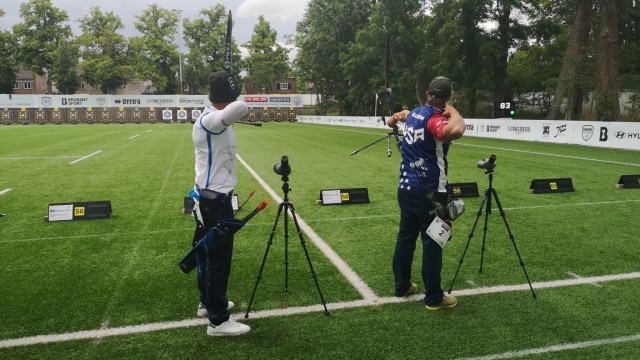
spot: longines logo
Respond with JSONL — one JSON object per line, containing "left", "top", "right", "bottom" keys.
{"left": 508, "top": 126, "right": 530, "bottom": 135}
{"left": 582, "top": 125, "right": 594, "bottom": 141}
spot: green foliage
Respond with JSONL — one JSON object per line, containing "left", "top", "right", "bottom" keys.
{"left": 76, "top": 7, "right": 133, "bottom": 94}
{"left": 0, "top": 29, "right": 18, "bottom": 93}
{"left": 48, "top": 39, "right": 80, "bottom": 94}
{"left": 131, "top": 4, "right": 180, "bottom": 94}
{"left": 12, "top": 0, "right": 72, "bottom": 92}
{"left": 243, "top": 15, "right": 291, "bottom": 92}
{"left": 182, "top": 5, "right": 244, "bottom": 95}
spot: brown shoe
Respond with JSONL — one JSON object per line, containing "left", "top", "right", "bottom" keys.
{"left": 397, "top": 283, "right": 420, "bottom": 298}
{"left": 425, "top": 294, "right": 458, "bottom": 311}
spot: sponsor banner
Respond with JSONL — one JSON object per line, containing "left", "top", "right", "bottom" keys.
{"left": 572, "top": 121, "right": 640, "bottom": 150}
{"left": 298, "top": 116, "right": 640, "bottom": 151}
{"left": 240, "top": 95, "right": 303, "bottom": 108}
{"left": 0, "top": 94, "right": 37, "bottom": 107}
{"left": 178, "top": 95, "right": 208, "bottom": 107}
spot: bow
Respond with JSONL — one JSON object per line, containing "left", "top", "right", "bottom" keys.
{"left": 223, "top": 10, "right": 232, "bottom": 72}
{"left": 383, "top": 29, "right": 403, "bottom": 155}
{"left": 350, "top": 29, "right": 404, "bottom": 157}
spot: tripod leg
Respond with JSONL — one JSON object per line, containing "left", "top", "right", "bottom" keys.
{"left": 288, "top": 202, "right": 330, "bottom": 316}
{"left": 245, "top": 203, "right": 285, "bottom": 319}
{"left": 479, "top": 186, "right": 492, "bottom": 273}
{"left": 491, "top": 189, "right": 537, "bottom": 299}
{"left": 448, "top": 188, "right": 490, "bottom": 294}
{"left": 284, "top": 202, "right": 290, "bottom": 292}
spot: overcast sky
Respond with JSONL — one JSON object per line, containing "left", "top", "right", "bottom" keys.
{"left": 0, "top": 0, "right": 309, "bottom": 58}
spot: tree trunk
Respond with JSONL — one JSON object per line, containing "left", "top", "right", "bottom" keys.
{"left": 548, "top": 0, "right": 593, "bottom": 120}
{"left": 493, "top": 1, "right": 512, "bottom": 102}
{"left": 594, "top": 0, "right": 620, "bottom": 121}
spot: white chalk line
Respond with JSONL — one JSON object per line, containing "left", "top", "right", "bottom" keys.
{"left": 455, "top": 334, "right": 640, "bottom": 360}
{"left": 2, "top": 199, "right": 639, "bottom": 245}
{"left": 0, "top": 188, "right": 12, "bottom": 196}
{"left": 69, "top": 150, "right": 102, "bottom": 164}
{"left": 456, "top": 143, "right": 640, "bottom": 167}
{"left": 1, "top": 271, "right": 638, "bottom": 349}
{"left": 129, "top": 134, "right": 140, "bottom": 140}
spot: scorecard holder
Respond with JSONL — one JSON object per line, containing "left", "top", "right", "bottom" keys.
{"left": 317, "top": 188, "right": 370, "bottom": 205}
{"left": 615, "top": 175, "right": 640, "bottom": 189}
{"left": 448, "top": 182, "right": 479, "bottom": 198}
{"left": 529, "top": 178, "right": 575, "bottom": 194}
{"left": 45, "top": 201, "right": 112, "bottom": 222}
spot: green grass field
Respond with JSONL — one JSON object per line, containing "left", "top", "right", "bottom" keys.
{"left": 1, "top": 122, "right": 639, "bottom": 359}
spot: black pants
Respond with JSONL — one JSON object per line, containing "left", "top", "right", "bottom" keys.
{"left": 392, "top": 188, "right": 445, "bottom": 305}
{"left": 194, "top": 192, "right": 234, "bottom": 325}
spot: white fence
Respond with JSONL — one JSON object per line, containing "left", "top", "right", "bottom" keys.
{"left": 298, "top": 115, "right": 640, "bottom": 151}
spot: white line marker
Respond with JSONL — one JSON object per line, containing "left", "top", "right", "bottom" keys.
{"left": 566, "top": 272, "right": 602, "bottom": 287}
{"left": 146, "top": 130, "right": 152, "bottom": 133}
{"left": 0, "top": 188, "right": 12, "bottom": 196}
{"left": 129, "top": 134, "right": 140, "bottom": 139}
{"left": 0, "top": 156, "right": 77, "bottom": 160}
{"left": 1, "top": 271, "right": 638, "bottom": 349}
{"left": 457, "top": 143, "right": 640, "bottom": 167}
{"left": 455, "top": 334, "right": 640, "bottom": 360}
{"left": 69, "top": 150, "right": 101, "bottom": 165}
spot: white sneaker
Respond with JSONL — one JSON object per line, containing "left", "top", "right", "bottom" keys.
{"left": 207, "top": 318, "right": 250, "bottom": 336}
{"left": 197, "top": 301, "right": 235, "bottom": 317}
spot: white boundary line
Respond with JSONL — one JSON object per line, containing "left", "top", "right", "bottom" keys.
{"left": 0, "top": 188, "right": 12, "bottom": 196}
{"left": 69, "top": 150, "right": 102, "bottom": 164}
{"left": 455, "top": 334, "right": 640, "bottom": 360}
{"left": 129, "top": 134, "right": 140, "bottom": 140}
{"left": 1, "top": 272, "right": 638, "bottom": 349}
{"left": 0, "top": 156, "right": 78, "bottom": 160}
{"left": 456, "top": 143, "right": 640, "bottom": 167}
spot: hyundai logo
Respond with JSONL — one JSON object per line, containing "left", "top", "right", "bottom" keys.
{"left": 615, "top": 131, "right": 626, "bottom": 139}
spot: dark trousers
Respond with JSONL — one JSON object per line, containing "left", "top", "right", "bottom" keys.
{"left": 393, "top": 188, "right": 444, "bottom": 305}
{"left": 194, "top": 192, "right": 234, "bottom": 325}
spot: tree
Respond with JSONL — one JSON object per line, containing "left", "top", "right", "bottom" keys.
{"left": 182, "top": 5, "right": 244, "bottom": 95}
{"left": 593, "top": 0, "right": 620, "bottom": 121}
{"left": 49, "top": 39, "right": 80, "bottom": 94}
{"left": 76, "top": 7, "right": 133, "bottom": 94}
{"left": 296, "top": 0, "right": 373, "bottom": 115}
{"left": 12, "top": 0, "right": 72, "bottom": 94}
{"left": 130, "top": 4, "right": 180, "bottom": 94}
{"left": 244, "top": 15, "right": 290, "bottom": 93}
{"left": 0, "top": 9, "right": 19, "bottom": 93}
{"left": 547, "top": 0, "right": 593, "bottom": 120}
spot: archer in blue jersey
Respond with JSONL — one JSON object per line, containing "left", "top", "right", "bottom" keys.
{"left": 386, "top": 76, "right": 465, "bottom": 310}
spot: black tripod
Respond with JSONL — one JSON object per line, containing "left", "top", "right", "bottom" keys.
{"left": 245, "top": 174, "right": 330, "bottom": 318}
{"left": 448, "top": 167, "right": 536, "bottom": 299}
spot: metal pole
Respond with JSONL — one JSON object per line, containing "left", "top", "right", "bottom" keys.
{"left": 173, "top": 9, "right": 184, "bottom": 95}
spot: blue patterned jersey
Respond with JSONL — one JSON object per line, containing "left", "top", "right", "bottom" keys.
{"left": 398, "top": 105, "right": 450, "bottom": 193}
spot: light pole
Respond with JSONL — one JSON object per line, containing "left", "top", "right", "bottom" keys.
{"left": 173, "top": 9, "right": 184, "bottom": 94}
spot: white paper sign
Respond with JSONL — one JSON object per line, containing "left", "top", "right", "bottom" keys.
{"left": 48, "top": 204, "right": 74, "bottom": 221}
{"left": 321, "top": 190, "right": 342, "bottom": 205}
